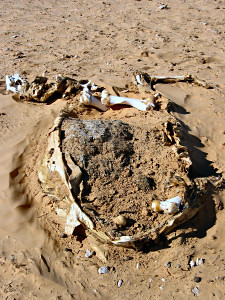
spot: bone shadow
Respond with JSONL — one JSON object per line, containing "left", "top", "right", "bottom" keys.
{"left": 140, "top": 184, "right": 218, "bottom": 253}
{"left": 167, "top": 181, "right": 223, "bottom": 245}
{"left": 169, "top": 102, "right": 190, "bottom": 115}
{"left": 140, "top": 113, "right": 223, "bottom": 253}
{"left": 169, "top": 101, "right": 219, "bottom": 178}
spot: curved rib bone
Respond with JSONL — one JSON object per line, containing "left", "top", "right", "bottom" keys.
{"left": 80, "top": 86, "right": 108, "bottom": 111}
{"left": 101, "top": 90, "right": 155, "bottom": 111}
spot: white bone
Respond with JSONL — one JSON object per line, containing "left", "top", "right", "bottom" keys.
{"left": 65, "top": 203, "right": 81, "bottom": 235}
{"left": 152, "top": 196, "right": 182, "bottom": 214}
{"left": 149, "top": 74, "right": 209, "bottom": 88}
{"left": 80, "top": 86, "right": 108, "bottom": 111}
{"left": 136, "top": 74, "right": 144, "bottom": 85}
{"left": 91, "top": 82, "right": 98, "bottom": 91}
{"left": 5, "top": 73, "right": 27, "bottom": 94}
{"left": 101, "top": 90, "right": 155, "bottom": 111}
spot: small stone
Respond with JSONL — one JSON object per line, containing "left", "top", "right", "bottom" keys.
{"left": 161, "top": 278, "right": 166, "bottom": 283}
{"left": 194, "top": 276, "right": 201, "bottom": 283}
{"left": 141, "top": 207, "right": 149, "bottom": 216}
{"left": 165, "top": 261, "right": 171, "bottom": 268}
{"left": 196, "top": 258, "right": 204, "bottom": 266}
{"left": 192, "top": 287, "right": 199, "bottom": 296}
{"left": 118, "top": 279, "right": 123, "bottom": 288}
{"left": 10, "top": 255, "right": 15, "bottom": 263}
{"left": 136, "top": 262, "right": 140, "bottom": 269}
{"left": 85, "top": 249, "right": 94, "bottom": 258}
{"left": 98, "top": 266, "right": 110, "bottom": 274}
{"left": 158, "top": 4, "right": 168, "bottom": 10}
{"left": 176, "top": 264, "right": 181, "bottom": 269}
{"left": 113, "top": 215, "right": 127, "bottom": 226}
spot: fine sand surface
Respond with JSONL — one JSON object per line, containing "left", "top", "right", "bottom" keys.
{"left": 0, "top": 0, "right": 225, "bottom": 299}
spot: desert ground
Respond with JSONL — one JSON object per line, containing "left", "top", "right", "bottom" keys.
{"left": 0, "top": 0, "right": 225, "bottom": 299}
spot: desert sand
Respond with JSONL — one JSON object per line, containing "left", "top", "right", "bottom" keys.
{"left": 0, "top": 0, "right": 225, "bottom": 299}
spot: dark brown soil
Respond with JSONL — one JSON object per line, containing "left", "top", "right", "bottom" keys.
{"left": 61, "top": 112, "right": 188, "bottom": 237}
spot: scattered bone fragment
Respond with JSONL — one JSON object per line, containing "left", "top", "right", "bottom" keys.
{"left": 192, "top": 287, "right": 200, "bottom": 296}
{"left": 196, "top": 258, "right": 204, "bottom": 266}
{"left": 151, "top": 196, "right": 182, "bottom": 214}
{"left": 98, "top": 266, "right": 110, "bottom": 274}
{"left": 6, "top": 73, "right": 28, "bottom": 94}
{"left": 85, "top": 249, "right": 94, "bottom": 258}
{"left": 101, "top": 89, "right": 155, "bottom": 111}
{"left": 158, "top": 4, "right": 168, "bottom": 10}
{"left": 164, "top": 261, "right": 171, "bottom": 268}
{"left": 135, "top": 74, "right": 144, "bottom": 85}
{"left": 64, "top": 203, "right": 82, "bottom": 235}
{"left": 190, "top": 260, "right": 196, "bottom": 268}
{"left": 190, "top": 258, "right": 204, "bottom": 268}
{"left": 117, "top": 279, "right": 123, "bottom": 288}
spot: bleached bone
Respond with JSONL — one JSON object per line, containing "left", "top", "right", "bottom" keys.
{"left": 5, "top": 73, "right": 28, "bottom": 94}
{"left": 135, "top": 74, "right": 144, "bottom": 85}
{"left": 65, "top": 203, "right": 82, "bottom": 235}
{"left": 136, "top": 73, "right": 210, "bottom": 89}
{"left": 80, "top": 86, "right": 108, "bottom": 111}
{"left": 101, "top": 90, "right": 155, "bottom": 111}
{"left": 152, "top": 196, "right": 182, "bottom": 214}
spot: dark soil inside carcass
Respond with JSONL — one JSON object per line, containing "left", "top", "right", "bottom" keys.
{"left": 61, "top": 114, "right": 190, "bottom": 237}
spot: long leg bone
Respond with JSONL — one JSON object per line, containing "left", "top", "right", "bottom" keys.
{"left": 134, "top": 73, "right": 210, "bottom": 90}
{"left": 151, "top": 74, "right": 210, "bottom": 88}
{"left": 80, "top": 86, "right": 108, "bottom": 111}
{"left": 101, "top": 90, "right": 155, "bottom": 111}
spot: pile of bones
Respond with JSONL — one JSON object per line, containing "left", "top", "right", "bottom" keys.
{"left": 6, "top": 72, "right": 215, "bottom": 249}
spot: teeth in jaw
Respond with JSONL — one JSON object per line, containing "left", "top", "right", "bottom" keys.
{"left": 101, "top": 90, "right": 155, "bottom": 111}
{"left": 80, "top": 86, "right": 108, "bottom": 111}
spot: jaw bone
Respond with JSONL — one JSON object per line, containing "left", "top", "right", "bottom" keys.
{"left": 80, "top": 86, "right": 108, "bottom": 111}
{"left": 101, "top": 89, "right": 155, "bottom": 111}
